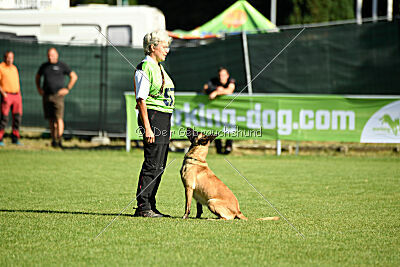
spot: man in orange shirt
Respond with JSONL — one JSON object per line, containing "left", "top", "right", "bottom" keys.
{"left": 0, "top": 51, "right": 22, "bottom": 146}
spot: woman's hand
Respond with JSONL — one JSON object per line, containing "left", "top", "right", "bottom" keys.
{"left": 145, "top": 127, "right": 155, "bottom": 144}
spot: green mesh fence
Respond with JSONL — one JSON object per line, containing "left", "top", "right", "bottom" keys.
{"left": 1, "top": 20, "right": 398, "bottom": 135}
{"left": 165, "top": 34, "right": 247, "bottom": 93}
{"left": 105, "top": 46, "right": 143, "bottom": 133}
{"left": 0, "top": 39, "right": 103, "bottom": 131}
{"left": 248, "top": 20, "right": 400, "bottom": 94}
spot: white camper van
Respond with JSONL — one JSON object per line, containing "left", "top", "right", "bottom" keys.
{"left": 0, "top": 5, "right": 166, "bottom": 47}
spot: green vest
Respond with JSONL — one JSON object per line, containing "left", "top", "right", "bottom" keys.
{"left": 136, "top": 59, "right": 175, "bottom": 113}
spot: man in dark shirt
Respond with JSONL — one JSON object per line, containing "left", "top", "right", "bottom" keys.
{"left": 35, "top": 48, "right": 78, "bottom": 148}
{"left": 203, "top": 67, "right": 235, "bottom": 154}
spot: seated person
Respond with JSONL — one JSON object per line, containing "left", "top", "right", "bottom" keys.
{"left": 203, "top": 67, "right": 235, "bottom": 154}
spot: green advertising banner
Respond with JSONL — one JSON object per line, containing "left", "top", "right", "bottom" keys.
{"left": 125, "top": 93, "right": 400, "bottom": 143}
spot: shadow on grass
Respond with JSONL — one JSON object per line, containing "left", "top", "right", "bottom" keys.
{"left": 0, "top": 208, "right": 136, "bottom": 217}
{"left": 61, "top": 145, "right": 127, "bottom": 151}
{"left": 0, "top": 208, "right": 218, "bottom": 220}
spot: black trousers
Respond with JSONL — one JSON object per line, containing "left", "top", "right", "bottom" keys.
{"left": 215, "top": 139, "right": 233, "bottom": 154}
{"left": 136, "top": 109, "right": 171, "bottom": 211}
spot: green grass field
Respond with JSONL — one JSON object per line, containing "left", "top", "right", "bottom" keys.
{"left": 0, "top": 149, "right": 399, "bottom": 265}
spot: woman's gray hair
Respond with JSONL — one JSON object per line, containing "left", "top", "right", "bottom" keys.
{"left": 143, "top": 30, "right": 172, "bottom": 55}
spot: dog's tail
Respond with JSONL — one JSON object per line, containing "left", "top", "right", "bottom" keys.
{"left": 236, "top": 212, "right": 248, "bottom": 220}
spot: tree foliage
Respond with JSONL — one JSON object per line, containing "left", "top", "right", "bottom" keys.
{"left": 69, "top": 0, "right": 400, "bottom": 29}
{"left": 289, "top": 0, "right": 354, "bottom": 24}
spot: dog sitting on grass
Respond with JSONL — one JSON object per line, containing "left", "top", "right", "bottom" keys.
{"left": 180, "top": 127, "right": 248, "bottom": 220}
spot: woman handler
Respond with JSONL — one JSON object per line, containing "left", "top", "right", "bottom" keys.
{"left": 134, "top": 31, "right": 175, "bottom": 218}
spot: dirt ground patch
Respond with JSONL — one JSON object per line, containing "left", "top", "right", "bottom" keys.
{"left": 1, "top": 127, "right": 398, "bottom": 156}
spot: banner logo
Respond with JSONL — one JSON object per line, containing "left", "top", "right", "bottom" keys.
{"left": 223, "top": 9, "right": 247, "bottom": 28}
{"left": 380, "top": 114, "right": 400, "bottom": 136}
{"left": 361, "top": 100, "right": 400, "bottom": 143}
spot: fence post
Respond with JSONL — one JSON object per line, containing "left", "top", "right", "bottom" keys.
{"left": 387, "top": 0, "right": 393, "bottom": 21}
{"left": 241, "top": 31, "right": 253, "bottom": 95}
{"left": 91, "top": 44, "right": 110, "bottom": 145}
{"left": 126, "top": 117, "right": 131, "bottom": 152}
{"left": 372, "top": 0, "right": 378, "bottom": 22}
{"left": 270, "top": 0, "right": 277, "bottom": 25}
{"left": 103, "top": 44, "right": 108, "bottom": 136}
{"left": 276, "top": 140, "right": 281, "bottom": 156}
{"left": 99, "top": 45, "right": 105, "bottom": 134}
{"left": 356, "top": 0, "right": 363, "bottom": 25}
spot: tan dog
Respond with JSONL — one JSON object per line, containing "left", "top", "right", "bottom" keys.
{"left": 180, "top": 128, "right": 247, "bottom": 220}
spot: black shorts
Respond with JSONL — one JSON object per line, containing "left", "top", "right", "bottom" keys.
{"left": 43, "top": 94, "right": 64, "bottom": 119}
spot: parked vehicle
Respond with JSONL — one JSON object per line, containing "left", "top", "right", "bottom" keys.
{"left": 0, "top": 5, "right": 166, "bottom": 47}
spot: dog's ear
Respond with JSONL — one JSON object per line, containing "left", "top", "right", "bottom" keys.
{"left": 207, "top": 133, "right": 218, "bottom": 143}
{"left": 186, "top": 127, "right": 200, "bottom": 143}
{"left": 186, "top": 127, "right": 194, "bottom": 138}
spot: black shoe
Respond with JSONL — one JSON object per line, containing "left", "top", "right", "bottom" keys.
{"left": 133, "top": 209, "right": 163, "bottom": 218}
{"left": 12, "top": 139, "right": 22, "bottom": 146}
{"left": 58, "top": 140, "right": 63, "bottom": 148}
{"left": 153, "top": 208, "right": 171, "bottom": 217}
{"left": 11, "top": 135, "right": 20, "bottom": 145}
{"left": 51, "top": 140, "right": 58, "bottom": 148}
{"left": 224, "top": 146, "right": 232, "bottom": 154}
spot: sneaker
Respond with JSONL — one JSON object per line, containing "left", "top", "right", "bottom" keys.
{"left": 12, "top": 140, "right": 23, "bottom": 146}
{"left": 133, "top": 209, "right": 164, "bottom": 218}
{"left": 0, "top": 141, "right": 4, "bottom": 147}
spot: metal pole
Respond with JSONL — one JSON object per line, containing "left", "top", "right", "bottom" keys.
{"left": 372, "top": 0, "right": 378, "bottom": 22}
{"left": 241, "top": 31, "right": 253, "bottom": 95}
{"left": 357, "top": 0, "right": 363, "bottom": 25}
{"left": 270, "top": 0, "right": 277, "bottom": 25}
{"left": 104, "top": 44, "right": 108, "bottom": 136}
{"left": 276, "top": 140, "right": 281, "bottom": 156}
{"left": 99, "top": 45, "right": 104, "bottom": 134}
{"left": 387, "top": 0, "right": 393, "bottom": 21}
{"left": 126, "top": 120, "right": 131, "bottom": 152}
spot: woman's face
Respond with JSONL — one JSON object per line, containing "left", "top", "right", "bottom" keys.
{"left": 151, "top": 41, "right": 170, "bottom": 62}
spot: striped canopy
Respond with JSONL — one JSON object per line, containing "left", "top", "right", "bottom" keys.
{"left": 169, "top": 0, "right": 278, "bottom": 39}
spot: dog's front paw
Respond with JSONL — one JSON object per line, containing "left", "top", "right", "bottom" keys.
{"left": 182, "top": 214, "right": 189, "bottom": 219}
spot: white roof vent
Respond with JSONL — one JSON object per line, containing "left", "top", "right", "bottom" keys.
{"left": 0, "top": 0, "right": 69, "bottom": 9}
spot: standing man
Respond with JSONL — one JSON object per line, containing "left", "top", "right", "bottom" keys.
{"left": 0, "top": 51, "right": 23, "bottom": 146}
{"left": 35, "top": 48, "right": 78, "bottom": 148}
{"left": 203, "top": 67, "right": 236, "bottom": 154}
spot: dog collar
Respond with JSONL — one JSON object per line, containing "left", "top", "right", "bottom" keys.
{"left": 184, "top": 156, "right": 207, "bottom": 164}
